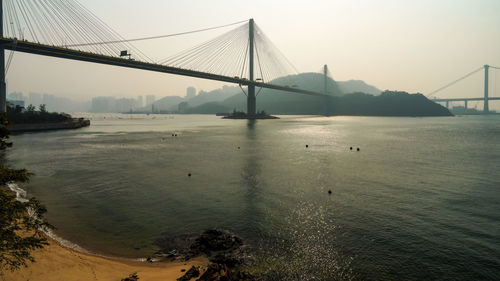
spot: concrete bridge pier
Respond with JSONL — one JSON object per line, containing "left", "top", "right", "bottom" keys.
{"left": 484, "top": 64, "right": 489, "bottom": 114}
{"left": 0, "top": 0, "right": 6, "bottom": 113}
{"left": 446, "top": 101, "right": 449, "bottom": 108}
{"left": 247, "top": 18, "right": 256, "bottom": 116}
{"left": 464, "top": 100, "right": 468, "bottom": 110}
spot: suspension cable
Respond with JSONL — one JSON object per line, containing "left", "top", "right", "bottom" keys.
{"left": 427, "top": 67, "right": 483, "bottom": 97}
{"left": 63, "top": 19, "right": 249, "bottom": 47}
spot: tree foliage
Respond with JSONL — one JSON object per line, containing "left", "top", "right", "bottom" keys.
{"left": 0, "top": 114, "right": 12, "bottom": 149}
{"left": 7, "top": 104, "right": 72, "bottom": 124}
{"left": 0, "top": 113, "right": 53, "bottom": 273}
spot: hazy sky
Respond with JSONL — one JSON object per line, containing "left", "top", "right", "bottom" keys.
{"left": 6, "top": 0, "right": 500, "bottom": 108}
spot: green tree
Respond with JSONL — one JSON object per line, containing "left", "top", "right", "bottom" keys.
{"left": 26, "top": 104, "right": 35, "bottom": 113}
{"left": 39, "top": 104, "right": 47, "bottom": 113}
{"left": 0, "top": 113, "right": 53, "bottom": 273}
{"left": 0, "top": 114, "right": 12, "bottom": 149}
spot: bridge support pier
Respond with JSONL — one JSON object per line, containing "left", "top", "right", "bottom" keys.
{"left": 247, "top": 18, "right": 256, "bottom": 116}
{"left": 446, "top": 101, "right": 449, "bottom": 108}
{"left": 464, "top": 100, "right": 468, "bottom": 110}
{"left": 0, "top": 0, "right": 6, "bottom": 113}
{"left": 484, "top": 64, "right": 489, "bottom": 114}
{"left": 247, "top": 85, "right": 256, "bottom": 116}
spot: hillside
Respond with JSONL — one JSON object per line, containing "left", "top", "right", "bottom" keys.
{"left": 337, "top": 80, "right": 381, "bottom": 95}
{"left": 329, "top": 91, "right": 452, "bottom": 116}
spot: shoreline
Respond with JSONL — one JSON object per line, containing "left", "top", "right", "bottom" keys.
{"left": 1, "top": 184, "right": 210, "bottom": 281}
{"left": 1, "top": 232, "right": 209, "bottom": 281}
{"left": 7, "top": 118, "right": 90, "bottom": 133}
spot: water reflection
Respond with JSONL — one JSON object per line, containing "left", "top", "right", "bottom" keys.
{"left": 239, "top": 120, "right": 265, "bottom": 238}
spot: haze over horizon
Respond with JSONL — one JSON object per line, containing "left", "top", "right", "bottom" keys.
{"left": 5, "top": 0, "right": 500, "bottom": 109}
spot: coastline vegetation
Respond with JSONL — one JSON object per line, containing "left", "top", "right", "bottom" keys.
{"left": 7, "top": 104, "right": 72, "bottom": 124}
{"left": 0, "top": 113, "right": 53, "bottom": 273}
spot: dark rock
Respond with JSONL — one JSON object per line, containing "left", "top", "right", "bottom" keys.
{"left": 210, "top": 252, "right": 244, "bottom": 268}
{"left": 177, "top": 266, "right": 200, "bottom": 281}
{"left": 190, "top": 229, "right": 243, "bottom": 257}
{"left": 196, "top": 263, "right": 255, "bottom": 281}
{"left": 197, "top": 263, "right": 229, "bottom": 281}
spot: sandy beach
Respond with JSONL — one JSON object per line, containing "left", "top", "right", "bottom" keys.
{"left": 1, "top": 236, "right": 209, "bottom": 281}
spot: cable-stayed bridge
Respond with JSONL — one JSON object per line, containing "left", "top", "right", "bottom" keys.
{"left": 428, "top": 65, "right": 500, "bottom": 113}
{"left": 0, "top": 0, "right": 334, "bottom": 115}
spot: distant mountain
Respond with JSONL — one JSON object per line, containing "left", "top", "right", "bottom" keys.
{"left": 153, "top": 96, "right": 184, "bottom": 111}
{"left": 329, "top": 91, "right": 452, "bottom": 116}
{"left": 337, "top": 80, "right": 381, "bottom": 95}
{"left": 220, "top": 72, "right": 343, "bottom": 114}
{"left": 186, "top": 85, "right": 241, "bottom": 107}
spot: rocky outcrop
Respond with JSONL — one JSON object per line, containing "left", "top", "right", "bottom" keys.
{"left": 154, "top": 229, "right": 255, "bottom": 281}
{"left": 177, "top": 266, "right": 201, "bottom": 281}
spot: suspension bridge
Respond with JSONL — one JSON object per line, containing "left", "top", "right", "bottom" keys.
{"left": 428, "top": 64, "right": 500, "bottom": 113}
{"left": 0, "top": 0, "right": 336, "bottom": 115}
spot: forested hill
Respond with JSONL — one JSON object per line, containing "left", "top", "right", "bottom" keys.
{"left": 182, "top": 73, "right": 451, "bottom": 116}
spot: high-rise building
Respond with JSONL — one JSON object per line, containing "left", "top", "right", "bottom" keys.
{"left": 145, "top": 95, "right": 156, "bottom": 106}
{"left": 186, "top": 87, "right": 196, "bottom": 100}
{"left": 137, "top": 96, "right": 144, "bottom": 108}
{"left": 29, "top": 93, "right": 43, "bottom": 106}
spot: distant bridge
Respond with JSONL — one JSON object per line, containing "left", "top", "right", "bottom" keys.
{"left": 428, "top": 65, "right": 500, "bottom": 113}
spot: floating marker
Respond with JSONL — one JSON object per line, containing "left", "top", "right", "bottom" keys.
{"left": 238, "top": 147, "right": 240, "bottom": 149}
{"left": 188, "top": 173, "right": 192, "bottom": 177}
{"left": 306, "top": 145, "right": 309, "bottom": 148}
{"left": 328, "top": 190, "right": 332, "bottom": 194}
{"left": 357, "top": 148, "right": 360, "bottom": 151}
{"left": 350, "top": 147, "right": 353, "bottom": 150}
{"left": 172, "top": 134, "right": 174, "bottom": 137}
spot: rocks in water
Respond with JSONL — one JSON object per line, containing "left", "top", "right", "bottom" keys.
{"left": 197, "top": 263, "right": 229, "bottom": 281}
{"left": 177, "top": 266, "right": 200, "bottom": 281}
{"left": 189, "top": 229, "right": 243, "bottom": 257}
{"left": 197, "top": 263, "right": 255, "bottom": 281}
{"left": 121, "top": 272, "right": 139, "bottom": 281}
{"left": 155, "top": 229, "right": 254, "bottom": 280}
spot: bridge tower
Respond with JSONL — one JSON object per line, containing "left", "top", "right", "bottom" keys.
{"left": 484, "top": 64, "right": 489, "bottom": 113}
{"left": 324, "top": 64, "right": 328, "bottom": 94}
{"left": 247, "top": 19, "right": 256, "bottom": 116}
{"left": 0, "top": 0, "right": 6, "bottom": 113}
{"left": 323, "top": 64, "right": 334, "bottom": 115}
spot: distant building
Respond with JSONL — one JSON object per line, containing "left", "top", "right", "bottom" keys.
{"left": 136, "top": 96, "right": 144, "bottom": 108}
{"left": 145, "top": 95, "right": 156, "bottom": 106}
{"left": 91, "top": 97, "right": 115, "bottom": 113}
{"left": 8, "top": 92, "right": 25, "bottom": 102}
{"left": 115, "top": 98, "right": 136, "bottom": 112}
{"left": 186, "top": 87, "right": 196, "bottom": 100}
{"left": 7, "top": 100, "right": 25, "bottom": 108}
{"left": 29, "top": 93, "right": 43, "bottom": 107}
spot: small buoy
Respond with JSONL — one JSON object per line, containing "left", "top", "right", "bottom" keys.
{"left": 238, "top": 147, "right": 240, "bottom": 149}
{"left": 328, "top": 190, "right": 332, "bottom": 194}
{"left": 350, "top": 147, "right": 353, "bottom": 150}
{"left": 188, "top": 173, "right": 192, "bottom": 177}
{"left": 306, "top": 145, "right": 309, "bottom": 148}
{"left": 357, "top": 148, "right": 360, "bottom": 151}
{"left": 172, "top": 134, "right": 174, "bottom": 137}
{"left": 175, "top": 134, "right": 178, "bottom": 137}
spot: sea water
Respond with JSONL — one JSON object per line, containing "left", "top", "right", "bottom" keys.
{"left": 4, "top": 114, "right": 500, "bottom": 280}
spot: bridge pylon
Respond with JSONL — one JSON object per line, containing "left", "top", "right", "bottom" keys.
{"left": 484, "top": 64, "right": 489, "bottom": 114}
{"left": 0, "top": 0, "right": 6, "bottom": 113}
{"left": 247, "top": 19, "right": 256, "bottom": 116}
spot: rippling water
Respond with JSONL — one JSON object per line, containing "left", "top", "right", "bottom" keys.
{"left": 4, "top": 114, "right": 500, "bottom": 280}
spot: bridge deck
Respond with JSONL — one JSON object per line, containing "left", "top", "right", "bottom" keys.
{"left": 0, "top": 38, "right": 328, "bottom": 97}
